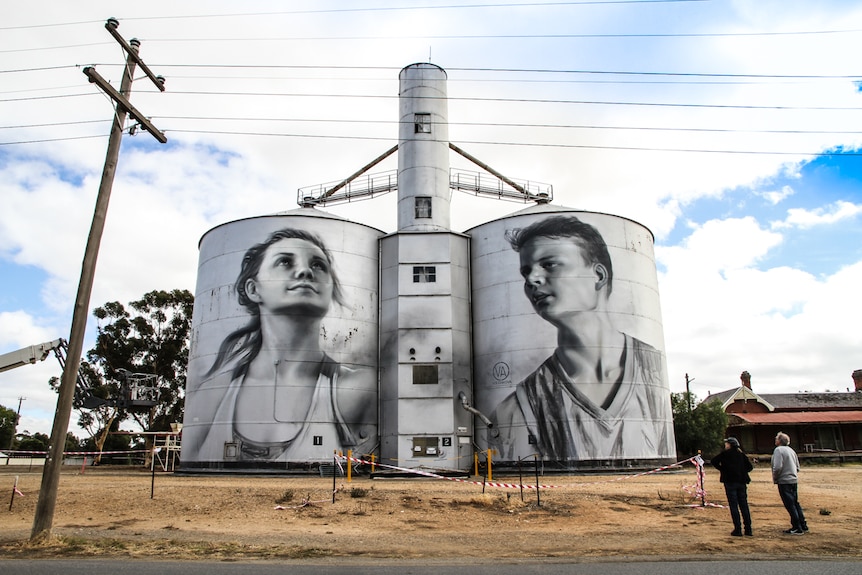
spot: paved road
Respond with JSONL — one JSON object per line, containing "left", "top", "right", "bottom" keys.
{"left": 3, "top": 559, "right": 860, "bottom": 575}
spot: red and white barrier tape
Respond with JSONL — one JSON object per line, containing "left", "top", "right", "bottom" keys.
{"left": 339, "top": 454, "right": 702, "bottom": 491}
{"left": 5, "top": 449, "right": 150, "bottom": 456}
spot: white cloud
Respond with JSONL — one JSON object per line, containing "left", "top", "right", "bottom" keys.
{"left": 772, "top": 200, "right": 862, "bottom": 230}
{"left": 658, "top": 221, "right": 862, "bottom": 397}
{"left": 758, "top": 184, "right": 795, "bottom": 205}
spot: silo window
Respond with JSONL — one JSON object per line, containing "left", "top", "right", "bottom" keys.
{"left": 414, "top": 113, "right": 431, "bottom": 133}
{"left": 415, "top": 196, "right": 432, "bottom": 218}
{"left": 412, "top": 266, "right": 436, "bottom": 283}
{"left": 413, "top": 364, "right": 439, "bottom": 385}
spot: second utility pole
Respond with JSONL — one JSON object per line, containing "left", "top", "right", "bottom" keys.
{"left": 31, "top": 17, "right": 166, "bottom": 540}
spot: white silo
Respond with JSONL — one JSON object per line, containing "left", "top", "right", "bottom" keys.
{"left": 469, "top": 205, "right": 676, "bottom": 469}
{"left": 180, "top": 209, "right": 382, "bottom": 471}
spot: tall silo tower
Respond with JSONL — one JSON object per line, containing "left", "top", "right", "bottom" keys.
{"left": 396, "top": 64, "right": 451, "bottom": 231}
{"left": 378, "top": 64, "right": 474, "bottom": 470}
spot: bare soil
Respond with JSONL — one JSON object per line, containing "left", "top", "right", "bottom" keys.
{"left": 1, "top": 461, "right": 860, "bottom": 561}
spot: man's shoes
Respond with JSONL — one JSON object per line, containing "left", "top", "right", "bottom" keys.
{"left": 783, "top": 528, "right": 804, "bottom": 535}
{"left": 744, "top": 529, "right": 753, "bottom": 537}
{"left": 731, "top": 529, "right": 743, "bottom": 537}
{"left": 801, "top": 525, "right": 809, "bottom": 532}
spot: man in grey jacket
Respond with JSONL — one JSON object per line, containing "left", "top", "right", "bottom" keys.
{"left": 772, "top": 431, "right": 809, "bottom": 535}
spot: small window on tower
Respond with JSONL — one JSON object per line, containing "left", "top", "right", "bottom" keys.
{"left": 412, "top": 266, "right": 436, "bottom": 283}
{"left": 415, "top": 196, "right": 432, "bottom": 218}
{"left": 414, "top": 113, "right": 431, "bottom": 133}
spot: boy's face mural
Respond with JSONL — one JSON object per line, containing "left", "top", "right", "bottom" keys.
{"left": 519, "top": 236, "right": 603, "bottom": 325}
{"left": 244, "top": 237, "right": 334, "bottom": 317}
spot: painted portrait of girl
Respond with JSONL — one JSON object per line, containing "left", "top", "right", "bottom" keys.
{"left": 184, "top": 227, "right": 376, "bottom": 463}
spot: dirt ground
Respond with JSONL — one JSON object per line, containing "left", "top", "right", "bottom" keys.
{"left": 1, "top": 460, "right": 861, "bottom": 561}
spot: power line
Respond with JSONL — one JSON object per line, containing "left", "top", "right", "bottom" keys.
{"left": 7, "top": 128, "right": 858, "bottom": 158}
{"left": 0, "top": 93, "right": 99, "bottom": 103}
{"left": 2, "top": 87, "right": 859, "bottom": 114}
{"left": 0, "top": 119, "right": 108, "bottom": 130}
{"left": 151, "top": 116, "right": 862, "bottom": 136}
{"left": 137, "top": 73, "right": 851, "bottom": 86}
{"left": 7, "top": 63, "right": 851, "bottom": 82}
{"left": 6, "top": 27, "right": 862, "bottom": 56}
{"left": 126, "top": 64, "right": 862, "bottom": 81}
{"left": 162, "top": 128, "right": 862, "bottom": 156}
{"left": 0, "top": 42, "right": 112, "bottom": 54}
{"left": 0, "top": 134, "right": 107, "bottom": 147}
{"left": 0, "top": 65, "right": 83, "bottom": 75}
{"left": 90, "top": 89, "right": 861, "bottom": 112}
{"left": 136, "top": 28, "right": 862, "bottom": 43}
{"left": 0, "top": 2, "right": 715, "bottom": 30}
{"left": 4, "top": 116, "right": 860, "bottom": 138}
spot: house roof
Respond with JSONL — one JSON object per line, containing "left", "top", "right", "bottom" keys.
{"left": 730, "top": 410, "right": 862, "bottom": 425}
{"left": 759, "top": 392, "right": 862, "bottom": 410}
{"left": 704, "top": 388, "right": 862, "bottom": 411}
{"left": 703, "top": 389, "right": 736, "bottom": 405}
{"left": 704, "top": 386, "right": 774, "bottom": 412}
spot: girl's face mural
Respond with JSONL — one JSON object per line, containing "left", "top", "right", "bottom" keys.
{"left": 244, "top": 237, "right": 334, "bottom": 317}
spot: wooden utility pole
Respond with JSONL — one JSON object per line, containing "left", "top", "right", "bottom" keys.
{"left": 685, "top": 373, "right": 694, "bottom": 411}
{"left": 30, "top": 18, "right": 165, "bottom": 540}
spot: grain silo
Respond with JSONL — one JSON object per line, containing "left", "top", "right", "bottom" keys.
{"left": 180, "top": 62, "right": 676, "bottom": 473}
{"left": 181, "top": 210, "right": 382, "bottom": 471}
{"left": 469, "top": 205, "right": 676, "bottom": 469}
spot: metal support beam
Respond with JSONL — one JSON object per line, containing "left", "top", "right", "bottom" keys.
{"left": 449, "top": 142, "right": 526, "bottom": 195}
{"left": 305, "top": 144, "right": 398, "bottom": 206}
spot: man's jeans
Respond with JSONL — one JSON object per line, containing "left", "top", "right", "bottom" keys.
{"left": 777, "top": 482, "right": 807, "bottom": 530}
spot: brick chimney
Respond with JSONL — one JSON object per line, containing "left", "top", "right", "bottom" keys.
{"left": 853, "top": 369, "right": 862, "bottom": 392}
{"left": 740, "top": 370, "right": 752, "bottom": 389}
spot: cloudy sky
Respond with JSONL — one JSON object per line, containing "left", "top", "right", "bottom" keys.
{"left": 2, "top": 0, "right": 861, "bottom": 439}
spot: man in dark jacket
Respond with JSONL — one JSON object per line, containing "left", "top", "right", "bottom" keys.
{"left": 711, "top": 437, "right": 754, "bottom": 536}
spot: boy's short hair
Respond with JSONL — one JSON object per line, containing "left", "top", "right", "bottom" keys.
{"left": 506, "top": 215, "right": 614, "bottom": 294}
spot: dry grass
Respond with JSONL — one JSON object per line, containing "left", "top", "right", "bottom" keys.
{"left": 2, "top": 463, "right": 861, "bottom": 561}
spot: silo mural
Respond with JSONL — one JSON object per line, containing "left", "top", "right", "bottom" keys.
{"left": 181, "top": 210, "right": 381, "bottom": 469}
{"left": 471, "top": 206, "right": 675, "bottom": 467}
{"left": 178, "top": 62, "right": 677, "bottom": 474}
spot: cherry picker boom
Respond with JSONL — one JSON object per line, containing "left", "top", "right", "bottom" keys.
{"left": 0, "top": 339, "right": 157, "bottom": 410}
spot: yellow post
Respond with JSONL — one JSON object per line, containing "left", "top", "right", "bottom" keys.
{"left": 371, "top": 453, "right": 376, "bottom": 474}
{"left": 347, "top": 450, "right": 352, "bottom": 483}
{"left": 474, "top": 451, "right": 479, "bottom": 476}
{"left": 487, "top": 448, "right": 493, "bottom": 481}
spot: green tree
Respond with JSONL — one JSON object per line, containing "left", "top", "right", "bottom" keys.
{"left": 17, "top": 431, "right": 50, "bottom": 452}
{"left": 671, "top": 392, "right": 728, "bottom": 459}
{"left": 0, "top": 404, "right": 17, "bottom": 450}
{"left": 64, "top": 432, "right": 84, "bottom": 453}
{"left": 53, "top": 289, "right": 193, "bottom": 459}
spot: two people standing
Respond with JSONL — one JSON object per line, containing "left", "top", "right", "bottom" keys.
{"left": 711, "top": 432, "right": 809, "bottom": 537}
